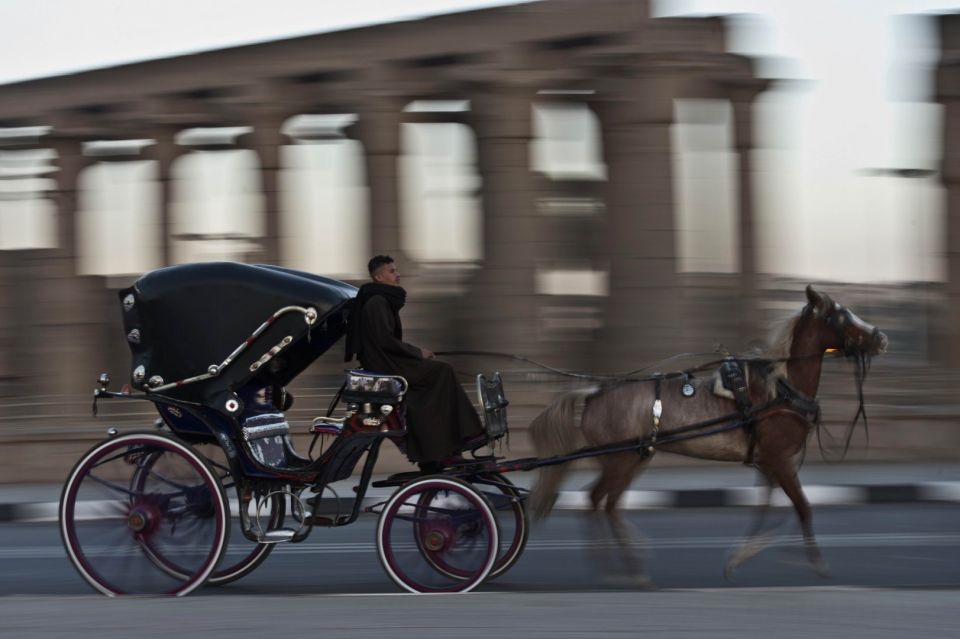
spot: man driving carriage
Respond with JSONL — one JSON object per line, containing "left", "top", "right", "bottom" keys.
{"left": 344, "top": 255, "right": 488, "bottom": 472}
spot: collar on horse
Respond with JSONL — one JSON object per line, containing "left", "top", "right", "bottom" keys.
{"left": 709, "top": 359, "right": 822, "bottom": 465}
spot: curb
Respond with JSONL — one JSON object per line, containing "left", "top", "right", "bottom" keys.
{"left": 4, "top": 482, "right": 960, "bottom": 524}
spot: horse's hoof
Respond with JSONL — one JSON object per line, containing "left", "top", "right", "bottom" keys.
{"left": 813, "top": 559, "right": 832, "bottom": 579}
{"left": 723, "top": 554, "right": 744, "bottom": 581}
{"left": 723, "top": 563, "right": 738, "bottom": 582}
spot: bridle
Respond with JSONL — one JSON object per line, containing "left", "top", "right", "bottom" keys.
{"left": 805, "top": 301, "right": 877, "bottom": 462}
{"left": 810, "top": 301, "right": 882, "bottom": 357}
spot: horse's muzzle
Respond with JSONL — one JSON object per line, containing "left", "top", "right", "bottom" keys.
{"left": 873, "top": 330, "right": 888, "bottom": 355}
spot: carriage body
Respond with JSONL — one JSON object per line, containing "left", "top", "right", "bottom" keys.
{"left": 61, "top": 262, "right": 521, "bottom": 597}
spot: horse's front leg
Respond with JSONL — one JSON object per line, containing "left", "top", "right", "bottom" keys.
{"left": 769, "top": 461, "right": 830, "bottom": 578}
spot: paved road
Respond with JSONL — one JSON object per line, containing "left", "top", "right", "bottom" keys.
{"left": 2, "top": 503, "right": 957, "bottom": 638}
{"left": 5, "top": 504, "right": 959, "bottom": 595}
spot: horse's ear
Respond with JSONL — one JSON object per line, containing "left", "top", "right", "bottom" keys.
{"left": 805, "top": 284, "right": 827, "bottom": 309}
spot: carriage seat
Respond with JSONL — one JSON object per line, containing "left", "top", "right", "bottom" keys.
{"left": 339, "top": 370, "right": 408, "bottom": 436}
{"left": 237, "top": 383, "right": 310, "bottom": 470}
{"left": 240, "top": 412, "right": 311, "bottom": 469}
{"left": 341, "top": 369, "right": 407, "bottom": 406}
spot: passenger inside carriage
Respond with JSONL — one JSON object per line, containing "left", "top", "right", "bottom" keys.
{"left": 344, "top": 255, "right": 489, "bottom": 473}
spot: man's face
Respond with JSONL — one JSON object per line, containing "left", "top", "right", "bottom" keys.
{"left": 372, "top": 262, "right": 400, "bottom": 286}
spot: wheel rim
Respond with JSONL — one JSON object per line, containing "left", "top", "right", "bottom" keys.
{"left": 60, "top": 434, "right": 228, "bottom": 596}
{"left": 377, "top": 477, "right": 498, "bottom": 593}
{"left": 475, "top": 473, "right": 529, "bottom": 580}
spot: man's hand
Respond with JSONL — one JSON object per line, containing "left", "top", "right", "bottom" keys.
{"left": 420, "top": 348, "right": 435, "bottom": 359}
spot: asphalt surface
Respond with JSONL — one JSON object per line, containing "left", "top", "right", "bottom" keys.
{"left": 3, "top": 462, "right": 958, "bottom": 638}
{"left": 1, "top": 503, "right": 958, "bottom": 637}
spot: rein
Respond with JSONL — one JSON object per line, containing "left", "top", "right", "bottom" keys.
{"left": 440, "top": 347, "right": 872, "bottom": 462}
{"left": 816, "top": 350, "right": 872, "bottom": 463}
{"left": 434, "top": 349, "right": 830, "bottom": 385}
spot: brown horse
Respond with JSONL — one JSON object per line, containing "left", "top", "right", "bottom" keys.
{"left": 528, "top": 285, "right": 887, "bottom": 584}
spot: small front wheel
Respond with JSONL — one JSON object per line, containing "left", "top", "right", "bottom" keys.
{"left": 376, "top": 476, "right": 499, "bottom": 593}
{"left": 59, "top": 432, "right": 229, "bottom": 596}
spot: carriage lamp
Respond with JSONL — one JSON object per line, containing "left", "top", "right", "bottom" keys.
{"left": 97, "top": 373, "right": 110, "bottom": 390}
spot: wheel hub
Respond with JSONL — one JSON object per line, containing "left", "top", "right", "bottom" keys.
{"left": 423, "top": 529, "right": 448, "bottom": 552}
{"left": 127, "top": 500, "right": 160, "bottom": 536}
{"left": 127, "top": 510, "right": 149, "bottom": 532}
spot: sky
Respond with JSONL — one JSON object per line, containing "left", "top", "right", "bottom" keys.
{"left": 0, "top": 0, "right": 955, "bottom": 86}
{"left": 0, "top": 0, "right": 538, "bottom": 86}
{"left": 3, "top": 0, "right": 960, "bottom": 283}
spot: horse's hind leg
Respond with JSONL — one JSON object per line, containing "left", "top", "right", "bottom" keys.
{"left": 584, "top": 468, "right": 613, "bottom": 571}
{"left": 725, "top": 471, "right": 778, "bottom": 578}
{"left": 599, "top": 456, "right": 654, "bottom": 589}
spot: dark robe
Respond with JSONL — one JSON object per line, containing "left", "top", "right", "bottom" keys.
{"left": 347, "top": 285, "right": 484, "bottom": 463}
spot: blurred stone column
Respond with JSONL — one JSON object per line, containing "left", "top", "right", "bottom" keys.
{"left": 355, "top": 97, "right": 408, "bottom": 265}
{"left": 145, "top": 128, "right": 183, "bottom": 268}
{"left": 464, "top": 88, "right": 542, "bottom": 358}
{"left": 247, "top": 116, "right": 288, "bottom": 265}
{"left": 941, "top": 102, "right": 960, "bottom": 368}
{"left": 0, "top": 135, "right": 75, "bottom": 393}
{"left": 729, "top": 80, "right": 767, "bottom": 347}
{"left": 595, "top": 82, "right": 679, "bottom": 370}
{"left": 937, "top": 15, "right": 960, "bottom": 368}
{"left": 42, "top": 136, "right": 104, "bottom": 399}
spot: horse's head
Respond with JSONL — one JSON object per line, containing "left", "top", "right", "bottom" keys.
{"left": 805, "top": 285, "right": 888, "bottom": 357}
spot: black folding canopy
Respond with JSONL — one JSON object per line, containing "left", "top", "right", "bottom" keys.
{"left": 119, "top": 262, "right": 356, "bottom": 410}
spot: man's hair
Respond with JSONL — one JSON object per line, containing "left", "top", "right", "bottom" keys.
{"left": 368, "top": 255, "right": 394, "bottom": 278}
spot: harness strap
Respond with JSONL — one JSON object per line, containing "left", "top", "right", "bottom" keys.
{"left": 775, "top": 378, "right": 821, "bottom": 423}
{"left": 740, "top": 381, "right": 822, "bottom": 466}
{"left": 720, "top": 359, "right": 752, "bottom": 414}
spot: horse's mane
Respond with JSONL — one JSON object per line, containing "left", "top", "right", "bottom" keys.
{"left": 751, "top": 312, "right": 801, "bottom": 400}
{"left": 763, "top": 312, "right": 801, "bottom": 361}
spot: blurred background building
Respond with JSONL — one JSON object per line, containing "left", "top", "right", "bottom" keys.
{"left": 0, "top": 0, "right": 958, "bottom": 479}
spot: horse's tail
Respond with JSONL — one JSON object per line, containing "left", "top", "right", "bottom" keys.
{"left": 527, "top": 388, "right": 593, "bottom": 522}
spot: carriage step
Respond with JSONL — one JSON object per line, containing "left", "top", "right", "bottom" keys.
{"left": 305, "top": 515, "right": 349, "bottom": 526}
{"left": 372, "top": 471, "right": 422, "bottom": 488}
{"left": 258, "top": 528, "right": 297, "bottom": 543}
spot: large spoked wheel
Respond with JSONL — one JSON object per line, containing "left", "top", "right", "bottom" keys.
{"left": 473, "top": 473, "right": 529, "bottom": 580}
{"left": 135, "top": 444, "right": 284, "bottom": 587}
{"left": 60, "top": 432, "right": 229, "bottom": 596}
{"left": 376, "top": 476, "right": 499, "bottom": 593}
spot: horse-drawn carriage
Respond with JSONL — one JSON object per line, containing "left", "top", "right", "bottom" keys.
{"left": 60, "top": 262, "right": 519, "bottom": 595}
{"left": 59, "top": 262, "right": 886, "bottom": 596}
